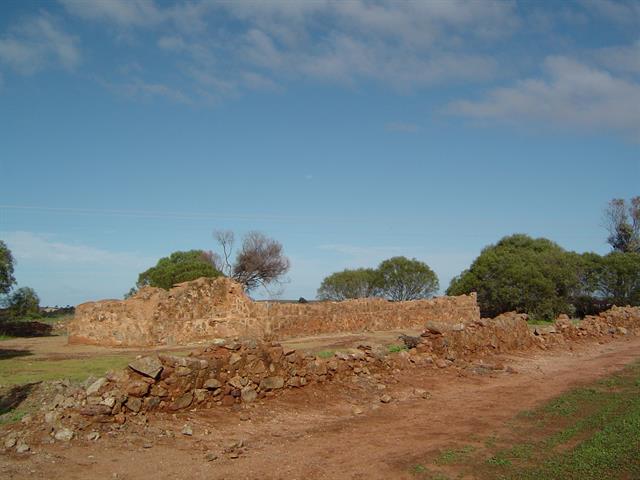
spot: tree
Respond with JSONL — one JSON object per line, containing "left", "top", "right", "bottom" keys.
{"left": 6, "top": 287, "right": 40, "bottom": 318}
{"left": 317, "top": 268, "right": 380, "bottom": 301}
{"left": 376, "top": 256, "right": 439, "bottom": 301}
{"left": 0, "top": 240, "right": 16, "bottom": 295}
{"left": 596, "top": 252, "right": 640, "bottom": 307}
{"left": 136, "top": 250, "right": 222, "bottom": 290}
{"left": 213, "top": 230, "right": 290, "bottom": 292}
{"left": 447, "top": 234, "right": 580, "bottom": 320}
{"left": 604, "top": 197, "right": 640, "bottom": 253}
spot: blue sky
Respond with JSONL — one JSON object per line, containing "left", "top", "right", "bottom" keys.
{"left": 1, "top": 0, "right": 638, "bottom": 305}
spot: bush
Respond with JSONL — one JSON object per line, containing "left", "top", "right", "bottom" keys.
{"left": 5, "top": 287, "right": 40, "bottom": 318}
{"left": 447, "top": 234, "right": 579, "bottom": 320}
{"left": 136, "top": 250, "right": 222, "bottom": 290}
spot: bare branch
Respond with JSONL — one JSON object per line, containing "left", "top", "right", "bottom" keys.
{"left": 213, "top": 230, "right": 235, "bottom": 276}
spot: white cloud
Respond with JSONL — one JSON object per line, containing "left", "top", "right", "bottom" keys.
{"left": 447, "top": 56, "right": 640, "bottom": 139}
{"left": 59, "top": 0, "right": 163, "bottom": 27}
{"left": 2, "top": 231, "right": 151, "bottom": 268}
{"left": 0, "top": 14, "right": 80, "bottom": 74}
{"left": 580, "top": 0, "right": 640, "bottom": 26}
{"left": 57, "top": 0, "right": 514, "bottom": 101}
{"left": 595, "top": 40, "right": 640, "bottom": 74}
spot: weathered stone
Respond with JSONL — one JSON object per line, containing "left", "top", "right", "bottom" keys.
{"left": 240, "top": 386, "right": 257, "bottom": 403}
{"left": 54, "top": 428, "right": 74, "bottom": 442}
{"left": 204, "top": 378, "right": 222, "bottom": 390}
{"left": 80, "top": 404, "right": 112, "bottom": 416}
{"left": 194, "top": 389, "right": 207, "bottom": 403}
{"left": 4, "top": 437, "right": 17, "bottom": 448}
{"left": 86, "top": 377, "right": 108, "bottom": 396}
{"left": 181, "top": 424, "right": 193, "bottom": 436}
{"left": 125, "top": 396, "right": 142, "bottom": 413}
{"left": 259, "top": 376, "right": 284, "bottom": 390}
{"left": 100, "top": 397, "right": 116, "bottom": 408}
{"left": 15, "top": 441, "right": 30, "bottom": 453}
{"left": 86, "top": 431, "right": 101, "bottom": 441}
{"left": 150, "top": 384, "right": 168, "bottom": 397}
{"left": 128, "top": 356, "right": 163, "bottom": 379}
{"left": 380, "top": 394, "right": 392, "bottom": 404}
{"left": 126, "top": 380, "right": 150, "bottom": 397}
{"left": 170, "top": 392, "right": 193, "bottom": 410}
{"left": 229, "top": 353, "right": 242, "bottom": 365}
{"left": 228, "top": 376, "right": 244, "bottom": 389}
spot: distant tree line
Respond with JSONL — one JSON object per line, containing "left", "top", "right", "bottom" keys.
{"left": 316, "top": 197, "right": 640, "bottom": 321}
{"left": 317, "top": 256, "right": 439, "bottom": 302}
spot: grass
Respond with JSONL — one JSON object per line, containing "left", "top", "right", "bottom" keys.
{"left": 406, "top": 360, "right": 640, "bottom": 480}
{"left": 316, "top": 349, "right": 335, "bottom": 359}
{"left": 0, "top": 354, "right": 134, "bottom": 386}
{"left": 435, "top": 446, "right": 475, "bottom": 465}
{"left": 388, "top": 344, "right": 408, "bottom": 353}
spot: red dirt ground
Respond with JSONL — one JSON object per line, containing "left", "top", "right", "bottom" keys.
{"left": 1, "top": 336, "right": 639, "bottom": 480}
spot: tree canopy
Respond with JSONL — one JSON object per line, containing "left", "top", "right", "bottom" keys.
{"left": 0, "top": 240, "right": 16, "bottom": 295}
{"left": 447, "top": 234, "right": 579, "bottom": 320}
{"left": 213, "top": 230, "right": 290, "bottom": 293}
{"left": 377, "top": 256, "right": 439, "bottom": 301}
{"left": 5, "top": 286, "right": 40, "bottom": 318}
{"left": 317, "top": 268, "right": 380, "bottom": 301}
{"left": 136, "top": 250, "right": 222, "bottom": 290}
{"left": 317, "top": 256, "right": 439, "bottom": 302}
{"left": 605, "top": 197, "right": 640, "bottom": 253}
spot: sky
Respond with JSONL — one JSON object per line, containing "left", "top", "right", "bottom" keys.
{"left": 0, "top": 0, "right": 638, "bottom": 306}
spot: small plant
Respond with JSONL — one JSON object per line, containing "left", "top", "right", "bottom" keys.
{"left": 487, "top": 455, "right": 512, "bottom": 467}
{"left": 435, "top": 446, "right": 475, "bottom": 465}
{"left": 388, "top": 344, "right": 408, "bottom": 353}
{"left": 316, "top": 350, "right": 335, "bottom": 359}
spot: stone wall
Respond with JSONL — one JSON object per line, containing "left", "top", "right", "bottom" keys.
{"left": 69, "top": 277, "right": 480, "bottom": 347}
{"left": 68, "top": 305, "right": 640, "bottom": 420}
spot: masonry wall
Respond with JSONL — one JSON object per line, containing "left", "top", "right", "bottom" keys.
{"left": 69, "top": 277, "right": 480, "bottom": 347}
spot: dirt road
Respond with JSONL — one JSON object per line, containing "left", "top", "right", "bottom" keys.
{"left": 2, "top": 336, "right": 639, "bottom": 480}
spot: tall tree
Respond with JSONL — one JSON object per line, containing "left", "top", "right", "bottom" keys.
{"left": 0, "top": 240, "right": 16, "bottom": 295}
{"left": 377, "top": 256, "right": 439, "bottom": 301}
{"left": 605, "top": 197, "right": 640, "bottom": 253}
{"left": 5, "top": 286, "right": 40, "bottom": 318}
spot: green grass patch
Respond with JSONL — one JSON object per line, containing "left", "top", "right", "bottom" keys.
{"left": 388, "top": 344, "right": 408, "bottom": 353}
{"left": 435, "top": 446, "right": 475, "bottom": 465}
{"left": 0, "top": 355, "right": 134, "bottom": 386}
{"left": 316, "top": 349, "right": 335, "bottom": 359}
{"left": 404, "top": 360, "right": 640, "bottom": 480}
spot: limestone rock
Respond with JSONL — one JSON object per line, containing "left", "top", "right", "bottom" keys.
{"left": 86, "top": 377, "right": 108, "bottom": 396}
{"left": 54, "top": 428, "right": 74, "bottom": 442}
{"left": 129, "top": 356, "right": 163, "bottom": 379}
{"left": 259, "top": 376, "right": 284, "bottom": 390}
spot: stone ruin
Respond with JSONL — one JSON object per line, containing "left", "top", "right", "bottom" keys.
{"left": 3, "top": 304, "right": 639, "bottom": 451}
{"left": 69, "top": 277, "right": 481, "bottom": 347}
{"left": 59, "top": 305, "right": 640, "bottom": 422}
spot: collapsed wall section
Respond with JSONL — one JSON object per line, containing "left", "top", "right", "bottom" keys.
{"left": 69, "top": 277, "right": 480, "bottom": 347}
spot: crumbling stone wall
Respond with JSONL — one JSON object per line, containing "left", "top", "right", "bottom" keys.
{"left": 69, "top": 277, "right": 480, "bottom": 347}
